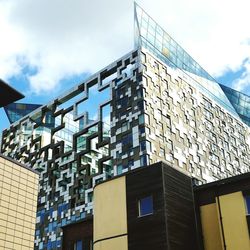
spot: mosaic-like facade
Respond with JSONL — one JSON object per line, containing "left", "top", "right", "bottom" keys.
{"left": 1, "top": 4, "right": 250, "bottom": 250}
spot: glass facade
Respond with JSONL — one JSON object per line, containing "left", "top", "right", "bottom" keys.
{"left": 134, "top": 3, "right": 240, "bottom": 119}
{"left": 1, "top": 4, "right": 250, "bottom": 250}
{"left": 4, "top": 103, "right": 42, "bottom": 124}
{"left": 220, "top": 84, "right": 250, "bottom": 126}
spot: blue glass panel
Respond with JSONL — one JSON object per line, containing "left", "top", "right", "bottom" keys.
{"left": 220, "top": 84, "right": 250, "bottom": 127}
{"left": 139, "top": 196, "right": 153, "bottom": 216}
{"left": 245, "top": 196, "right": 250, "bottom": 214}
{"left": 4, "top": 103, "right": 42, "bottom": 124}
{"left": 47, "top": 240, "right": 52, "bottom": 250}
{"left": 39, "top": 242, "right": 43, "bottom": 250}
{"left": 76, "top": 240, "right": 82, "bottom": 250}
{"left": 57, "top": 240, "right": 61, "bottom": 247}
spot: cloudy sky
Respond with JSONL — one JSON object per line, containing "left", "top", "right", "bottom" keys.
{"left": 1, "top": 0, "right": 250, "bottom": 132}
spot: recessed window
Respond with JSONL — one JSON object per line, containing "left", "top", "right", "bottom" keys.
{"left": 74, "top": 240, "right": 82, "bottom": 250}
{"left": 245, "top": 196, "right": 250, "bottom": 214}
{"left": 138, "top": 196, "right": 153, "bottom": 217}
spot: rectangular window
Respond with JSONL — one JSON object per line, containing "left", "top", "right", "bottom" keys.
{"left": 121, "top": 121, "right": 129, "bottom": 132}
{"left": 74, "top": 240, "right": 82, "bottom": 250}
{"left": 138, "top": 196, "right": 153, "bottom": 217}
{"left": 245, "top": 196, "right": 250, "bottom": 214}
{"left": 139, "top": 114, "right": 144, "bottom": 125}
{"left": 117, "top": 164, "right": 123, "bottom": 175}
{"left": 160, "top": 148, "right": 165, "bottom": 158}
{"left": 140, "top": 140, "right": 151, "bottom": 152}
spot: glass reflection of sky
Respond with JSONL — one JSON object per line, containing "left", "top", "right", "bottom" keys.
{"left": 134, "top": 3, "right": 240, "bottom": 119}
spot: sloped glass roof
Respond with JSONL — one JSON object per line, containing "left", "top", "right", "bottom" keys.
{"left": 4, "top": 103, "right": 42, "bottom": 124}
{"left": 220, "top": 84, "right": 250, "bottom": 127}
{"left": 134, "top": 3, "right": 240, "bottom": 119}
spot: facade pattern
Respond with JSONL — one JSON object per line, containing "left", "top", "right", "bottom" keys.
{"left": 1, "top": 50, "right": 141, "bottom": 249}
{"left": 2, "top": 48, "right": 250, "bottom": 249}
{"left": 1, "top": 4, "right": 250, "bottom": 250}
{"left": 141, "top": 48, "right": 250, "bottom": 182}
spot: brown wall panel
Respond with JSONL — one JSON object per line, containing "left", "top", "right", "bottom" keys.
{"left": 62, "top": 218, "right": 93, "bottom": 250}
{"left": 162, "top": 165, "right": 198, "bottom": 250}
{"left": 126, "top": 162, "right": 168, "bottom": 250}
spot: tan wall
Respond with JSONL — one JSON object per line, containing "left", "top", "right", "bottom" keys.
{"left": 219, "top": 192, "right": 250, "bottom": 250}
{"left": 93, "top": 176, "right": 128, "bottom": 250}
{"left": 0, "top": 156, "right": 39, "bottom": 250}
{"left": 94, "top": 236, "right": 128, "bottom": 250}
{"left": 200, "top": 203, "right": 223, "bottom": 250}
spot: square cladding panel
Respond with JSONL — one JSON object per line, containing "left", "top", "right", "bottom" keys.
{"left": 1, "top": 47, "right": 250, "bottom": 249}
{"left": 0, "top": 155, "right": 39, "bottom": 250}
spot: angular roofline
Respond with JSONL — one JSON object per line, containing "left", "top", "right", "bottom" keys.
{"left": 0, "top": 79, "right": 24, "bottom": 107}
{"left": 0, "top": 153, "right": 39, "bottom": 175}
{"left": 194, "top": 170, "right": 250, "bottom": 191}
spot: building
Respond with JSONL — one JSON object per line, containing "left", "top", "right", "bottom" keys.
{"left": 93, "top": 161, "right": 197, "bottom": 250}
{"left": 1, "top": 3, "right": 250, "bottom": 249}
{"left": 61, "top": 161, "right": 198, "bottom": 250}
{"left": 61, "top": 161, "right": 250, "bottom": 250}
{"left": 0, "top": 154, "right": 39, "bottom": 250}
{"left": 195, "top": 170, "right": 250, "bottom": 250}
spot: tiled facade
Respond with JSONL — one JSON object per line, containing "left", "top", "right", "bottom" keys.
{"left": 0, "top": 155, "right": 39, "bottom": 250}
{"left": 1, "top": 48, "right": 250, "bottom": 249}
{"left": 1, "top": 50, "right": 142, "bottom": 249}
{"left": 1, "top": 4, "right": 250, "bottom": 250}
{"left": 141, "top": 48, "right": 250, "bottom": 182}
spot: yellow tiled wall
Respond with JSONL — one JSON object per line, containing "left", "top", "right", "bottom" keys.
{"left": 0, "top": 156, "right": 39, "bottom": 250}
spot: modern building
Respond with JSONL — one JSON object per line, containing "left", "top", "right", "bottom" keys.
{"left": 195, "top": 170, "right": 250, "bottom": 250}
{"left": 1, "top": 3, "right": 250, "bottom": 250}
{"left": 93, "top": 161, "right": 197, "bottom": 250}
{"left": 62, "top": 161, "right": 250, "bottom": 250}
{"left": 0, "top": 154, "right": 39, "bottom": 250}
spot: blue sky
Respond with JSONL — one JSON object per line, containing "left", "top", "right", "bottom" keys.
{"left": 1, "top": 0, "right": 250, "bottom": 133}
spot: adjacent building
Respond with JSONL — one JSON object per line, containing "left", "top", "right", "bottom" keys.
{"left": 62, "top": 161, "right": 250, "bottom": 250}
{"left": 0, "top": 154, "right": 39, "bottom": 250}
{"left": 1, "top": 3, "right": 250, "bottom": 250}
{"left": 195, "top": 170, "right": 250, "bottom": 250}
{"left": 93, "top": 161, "right": 197, "bottom": 250}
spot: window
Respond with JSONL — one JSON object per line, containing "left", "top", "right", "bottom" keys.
{"left": 138, "top": 196, "right": 153, "bottom": 217}
{"left": 117, "top": 164, "right": 123, "bottom": 175}
{"left": 245, "top": 196, "right": 250, "bottom": 214}
{"left": 140, "top": 154, "right": 149, "bottom": 166}
{"left": 139, "top": 114, "right": 144, "bottom": 125}
{"left": 128, "top": 160, "right": 134, "bottom": 168}
{"left": 140, "top": 140, "right": 151, "bottom": 152}
{"left": 121, "top": 134, "right": 132, "bottom": 146}
{"left": 121, "top": 121, "right": 129, "bottom": 132}
{"left": 74, "top": 240, "right": 82, "bottom": 250}
{"left": 159, "top": 148, "right": 165, "bottom": 158}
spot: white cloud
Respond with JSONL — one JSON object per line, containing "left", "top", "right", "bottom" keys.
{"left": 1, "top": 0, "right": 250, "bottom": 94}
{"left": 232, "top": 59, "right": 250, "bottom": 92}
